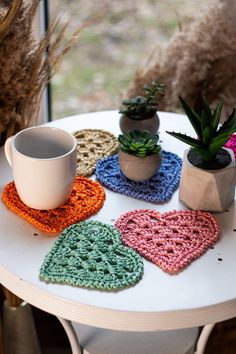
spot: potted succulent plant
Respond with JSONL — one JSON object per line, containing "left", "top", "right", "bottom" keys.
{"left": 118, "top": 130, "right": 162, "bottom": 181}
{"left": 166, "top": 95, "right": 236, "bottom": 212}
{"left": 119, "top": 80, "right": 165, "bottom": 134}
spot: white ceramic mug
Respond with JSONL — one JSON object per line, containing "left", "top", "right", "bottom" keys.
{"left": 4, "top": 126, "right": 77, "bottom": 210}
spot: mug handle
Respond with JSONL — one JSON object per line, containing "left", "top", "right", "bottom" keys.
{"left": 4, "top": 136, "right": 13, "bottom": 166}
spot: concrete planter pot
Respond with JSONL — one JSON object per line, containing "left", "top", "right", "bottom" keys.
{"left": 179, "top": 148, "right": 236, "bottom": 212}
{"left": 118, "top": 150, "right": 162, "bottom": 181}
{"left": 119, "top": 113, "right": 160, "bottom": 134}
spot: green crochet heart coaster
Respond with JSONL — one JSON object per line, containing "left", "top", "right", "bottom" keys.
{"left": 39, "top": 221, "right": 143, "bottom": 290}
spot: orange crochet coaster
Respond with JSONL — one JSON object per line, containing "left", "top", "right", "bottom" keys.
{"left": 2, "top": 177, "right": 106, "bottom": 234}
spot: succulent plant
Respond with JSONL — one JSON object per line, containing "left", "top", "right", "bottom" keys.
{"left": 118, "top": 130, "right": 161, "bottom": 157}
{"left": 119, "top": 81, "right": 165, "bottom": 120}
{"left": 166, "top": 95, "right": 236, "bottom": 163}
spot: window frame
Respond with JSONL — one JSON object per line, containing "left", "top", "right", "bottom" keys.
{"left": 35, "top": 0, "right": 52, "bottom": 123}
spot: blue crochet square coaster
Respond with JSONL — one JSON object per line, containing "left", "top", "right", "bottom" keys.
{"left": 96, "top": 151, "right": 182, "bottom": 203}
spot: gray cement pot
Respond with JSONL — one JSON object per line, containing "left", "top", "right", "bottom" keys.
{"left": 118, "top": 150, "right": 162, "bottom": 181}
{"left": 179, "top": 148, "right": 236, "bottom": 212}
{"left": 119, "top": 113, "right": 160, "bottom": 134}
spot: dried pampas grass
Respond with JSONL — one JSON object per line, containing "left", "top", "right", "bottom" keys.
{"left": 0, "top": 0, "right": 92, "bottom": 144}
{"left": 127, "top": 0, "right": 236, "bottom": 116}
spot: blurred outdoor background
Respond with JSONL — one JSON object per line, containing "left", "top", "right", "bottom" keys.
{"left": 49, "top": 0, "right": 211, "bottom": 120}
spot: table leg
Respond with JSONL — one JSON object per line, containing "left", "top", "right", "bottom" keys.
{"left": 57, "top": 317, "right": 82, "bottom": 354}
{"left": 1, "top": 286, "right": 41, "bottom": 354}
{"left": 0, "top": 316, "right": 3, "bottom": 354}
{"left": 194, "top": 324, "right": 215, "bottom": 354}
{"left": 72, "top": 323, "right": 199, "bottom": 354}
{"left": 2, "top": 286, "right": 23, "bottom": 307}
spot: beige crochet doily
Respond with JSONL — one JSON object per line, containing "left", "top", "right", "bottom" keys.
{"left": 73, "top": 129, "right": 119, "bottom": 176}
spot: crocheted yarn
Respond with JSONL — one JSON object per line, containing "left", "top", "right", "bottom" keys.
{"left": 115, "top": 209, "right": 220, "bottom": 274}
{"left": 96, "top": 151, "right": 182, "bottom": 203}
{"left": 225, "top": 134, "right": 236, "bottom": 158}
{"left": 2, "top": 177, "right": 105, "bottom": 234}
{"left": 39, "top": 220, "right": 143, "bottom": 289}
{"left": 73, "top": 129, "right": 119, "bottom": 176}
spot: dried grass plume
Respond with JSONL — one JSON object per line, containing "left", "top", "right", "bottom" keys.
{"left": 0, "top": 0, "right": 92, "bottom": 143}
{"left": 127, "top": 0, "right": 236, "bottom": 116}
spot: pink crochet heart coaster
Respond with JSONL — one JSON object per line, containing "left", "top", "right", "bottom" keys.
{"left": 225, "top": 134, "right": 236, "bottom": 158}
{"left": 115, "top": 209, "right": 220, "bottom": 274}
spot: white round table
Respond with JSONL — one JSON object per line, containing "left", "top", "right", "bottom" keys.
{"left": 0, "top": 111, "right": 235, "bottom": 354}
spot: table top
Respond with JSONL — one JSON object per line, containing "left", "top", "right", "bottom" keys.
{"left": 0, "top": 110, "right": 236, "bottom": 332}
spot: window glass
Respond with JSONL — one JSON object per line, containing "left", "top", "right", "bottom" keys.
{"left": 49, "top": 0, "right": 209, "bottom": 120}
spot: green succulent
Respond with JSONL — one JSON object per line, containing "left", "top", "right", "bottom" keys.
{"left": 166, "top": 95, "right": 236, "bottom": 162}
{"left": 118, "top": 130, "right": 161, "bottom": 157}
{"left": 119, "top": 80, "right": 165, "bottom": 120}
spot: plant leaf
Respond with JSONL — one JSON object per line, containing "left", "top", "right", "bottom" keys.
{"left": 166, "top": 131, "right": 202, "bottom": 148}
{"left": 209, "top": 136, "right": 231, "bottom": 156}
{"left": 215, "top": 108, "right": 236, "bottom": 137}
{"left": 194, "top": 147, "right": 214, "bottom": 162}
{"left": 201, "top": 97, "right": 213, "bottom": 123}
{"left": 202, "top": 127, "right": 212, "bottom": 144}
{"left": 193, "top": 93, "right": 204, "bottom": 117}
{"left": 179, "top": 96, "right": 202, "bottom": 139}
{"left": 200, "top": 97, "right": 213, "bottom": 138}
{"left": 212, "top": 98, "right": 224, "bottom": 131}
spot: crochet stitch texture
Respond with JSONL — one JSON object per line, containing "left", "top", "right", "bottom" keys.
{"left": 73, "top": 129, "right": 119, "bottom": 176}
{"left": 39, "top": 220, "right": 143, "bottom": 289}
{"left": 96, "top": 151, "right": 182, "bottom": 203}
{"left": 115, "top": 209, "right": 220, "bottom": 274}
{"left": 2, "top": 177, "right": 105, "bottom": 233}
{"left": 225, "top": 134, "right": 236, "bottom": 158}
